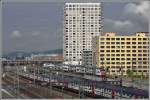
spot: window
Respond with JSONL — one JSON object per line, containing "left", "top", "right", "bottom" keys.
{"left": 101, "top": 38, "right": 104, "bottom": 40}
{"left": 127, "top": 58, "right": 130, "bottom": 60}
{"left": 127, "top": 38, "right": 130, "bottom": 40}
{"left": 106, "top": 54, "right": 110, "bottom": 56}
{"left": 127, "top": 42, "right": 130, "bottom": 44}
{"left": 138, "top": 46, "right": 142, "bottom": 48}
{"left": 127, "top": 66, "right": 130, "bottom": 68}
{"left": 112, "top": 54, "right": 115, "bottom": 56}
{"left": 121, "top": 42, "right": 125, "bottom": 44}
{"left": 116, "top": 54, "right": 120, "bottom": 56}
{"left": 143, "top": 50, "right": 147, "bottom": 52}
{"left": 138, "top": 58, "right": 142, "bottom": 60}
{"left": 112, "top": 70, "right": 115, "bottom": 72}
{"left": 143, "top": 42, "right": 147, "bottom": 44}
{"left": 111, "top": 42, "right": 115, "bottom": 44}
{"left": 111, "top": 58, "right": 115, "bottom": 60}
{"left": 106, "top": 58, "right": 110, "bottom": 60}
{"left": 132, "top": 54, "right": 136, "bottom": 56}
{"left": 106, "top": 38, "right": 110, "bottom": 40}
{"left": 121, "top": 38, "right": 125, "bottom": 40}
{"left": 121, "top": 58, "right": 125, "bottom": 60}
{"left": 143, "top": 58, "right": 147, "bottom": 60}
{"left": 132, "top": 38, "right": 136, "bottom": 40}
{"left": 116, "top": 42, "right": 120, "bottom": 44}
{"left": 106, "top": 46, "right": 110, "bottom": 48}
{"left": 138, "top": 42, "right": 142, "bottom": 44}
{"left": 111, "top": 46, "right": 115, "bottom": 48}
{"left": 138, "top": 38, "right": 141, "bottom": 40}
{"left": 132, "top": 50, "right": 136, "bottom": 52}
{"left": 121, "top": 50, "right": 125, "bottom": 52}
{"left": 100, "top": 54, "right": 104, "bottom": 56}
{"left": 106, "top": 42, "right": 110, "bottom": 44}
{"left": 111, "top": 66, "right": 115, "bottom": 68}
{"left": 127, "top": 54, "right": 130, "bottom": 56}
{"left": 121, "top": 54, "right": 125, "bottom": 56}
{"left": 116, "top": 38, "right": 120, "bottom": 40}
{"left": 101, "top": 42, "right": 104, "bottom": 44}
{"left": 143, "top": 38, "right": 147, "bottom": 40}
{"left": 132, "top": 42, "right": 136, "bottom": 44}
{"left": 106, "top": 50, "right": 110, "bottom": 52}
{"left": 111, "top": 50, "right": 115, "bottom": 52}
{"left": 101, "top": 46, "right": 105, "bottom": 48}
{"left": 127, "top": 62, "right": 130, "bottom": 64}
{"left": 132, "top": 58, "right": 136, "bottom": 60}
{"left": 116, "top": 50, "right": 120, "bottom": 52}
{"left": 143, "top": 46, "right": 147, "bottom": 48}
{"left": 132, "top": 46, "right": 136, "bottom": 48}
{"left": 111, "top": 38, "right": 115, "bottom": 40}
{"left": 143, "top": 54, "right": 147, "bottom": 56}
{"left": 127, "top": 46, "right": 130, "bottom": 48}
{"left": 138, "top": 50, "right": 142, "bottom": 52}
{"left": 100, "top": 50, "right": 104, "bottom": 52}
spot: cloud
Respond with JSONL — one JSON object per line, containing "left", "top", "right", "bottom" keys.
{"left": 124, "top": 1, "right": 149, "bottom": 20}
{"left": 31, "top": 31, "right": 41, "bottom": 36}
{"left": 103, "top": 1, "right": 149, "bottom": 34}
{"left": 103, "top": 19, "right": 134, "bottom": 34}
{"left": 11, "top": 30, "right": 22, "bottom": 38}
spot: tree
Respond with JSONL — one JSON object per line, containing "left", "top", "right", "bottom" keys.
{"left": 126, "top": 69, "right": 134, "bottom": 77}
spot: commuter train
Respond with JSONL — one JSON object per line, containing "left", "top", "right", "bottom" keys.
{"left": 61, "top": 64, "right": 106, "bottom": 77}
{"left": 42, "top": 63, "right": 106, "bottom": 77}
{"left": 20, "top": 72, "right": 148, "bottom": 99}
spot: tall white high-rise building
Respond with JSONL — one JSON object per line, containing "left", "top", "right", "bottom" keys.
{"left": 63, "top": 3, "right": 102, "bottom": 65}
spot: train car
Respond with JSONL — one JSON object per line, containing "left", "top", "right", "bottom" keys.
{"left": 75, "top": 66, "right": 86, "bottom": 74}
{"left": 62, "top": 65, "right": 69, "bottom": 72}
{"left": 86, "top": 68, "right": 93, "bottom": 75}
{"left": 43, "top": 63, "right": 55, "bottom": 68}
{"left": 95, "top": 68, "right": 106, "bottom": 77}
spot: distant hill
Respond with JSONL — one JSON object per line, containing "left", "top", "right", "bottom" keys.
{"left": 3, "top": 49, "right": 63, "bottom": 59}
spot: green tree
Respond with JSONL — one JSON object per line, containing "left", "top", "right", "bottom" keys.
{"left": 126, "top": 69, "right": 134, "bottom": 77}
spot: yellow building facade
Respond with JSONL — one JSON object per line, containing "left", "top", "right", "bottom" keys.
{"left": 92, "top": 32, "right": 149, "bottom": 76}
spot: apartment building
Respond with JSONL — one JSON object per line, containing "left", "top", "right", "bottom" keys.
{"left": 63, "top": 3, "right": 102, "bottom": 65}
{"left": 92, "top": 32, "right": 149, "bottom": 76}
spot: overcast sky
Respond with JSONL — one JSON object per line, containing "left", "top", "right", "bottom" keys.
{"left": 2, "top": 1, "right": 149, "bottom": 54}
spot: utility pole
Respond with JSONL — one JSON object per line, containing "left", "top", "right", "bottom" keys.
{"left": 33, "top": 64, "right": 35, "bottom": 85}
{"left": 119, "top": 63, "right": 123, "bottom": 98}
{"left": 16, "top": 63, "right": 20, "bottom": 98}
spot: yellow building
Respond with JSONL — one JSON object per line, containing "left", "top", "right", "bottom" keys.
{"left": 92, "top": 32, "right": 149, "bottom": 76}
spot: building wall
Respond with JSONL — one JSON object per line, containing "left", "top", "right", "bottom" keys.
{"left": 82, "top": 50, "right": 93, "bottom": 66}
{"left": 63, "top": 3, "right": 102, "bottom": 65}
{"left": 92, "top": 32, "right": 149, "bottom": 76}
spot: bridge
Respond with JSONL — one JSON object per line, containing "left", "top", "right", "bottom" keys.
{"left": 2, "top": 60, "right": 63, "bottom": 66}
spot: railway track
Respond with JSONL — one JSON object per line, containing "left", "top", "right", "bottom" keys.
{"left": 2, "top": 73, "right": 85, "bottom": 99}
{"left": 19, "top": 74, "right": 105, "bottom": 98}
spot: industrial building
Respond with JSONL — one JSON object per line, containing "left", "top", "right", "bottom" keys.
{"left": 92, "top": 32, "right": 149, "bottom": 76}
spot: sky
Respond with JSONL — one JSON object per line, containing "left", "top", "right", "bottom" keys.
{"left": 2, "top": 1, "right": 149, "bottom": 54}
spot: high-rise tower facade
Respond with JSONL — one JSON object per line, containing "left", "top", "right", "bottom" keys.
{"left": 63, "top": 3, "right": 102, "bottom": 64}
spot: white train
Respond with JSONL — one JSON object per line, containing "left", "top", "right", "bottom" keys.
{"left": 61, "top": 64, "right": 106, "bottom": 77}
